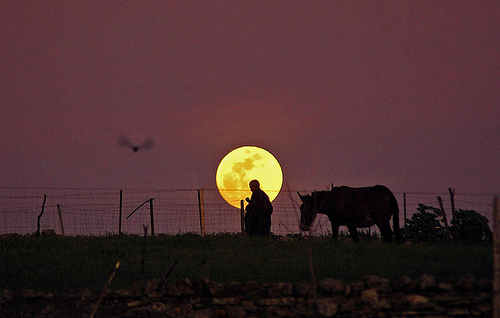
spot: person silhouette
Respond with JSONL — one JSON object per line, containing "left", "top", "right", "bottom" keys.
{"left": 244, "top": 180, "right": 273, "bottom": 236}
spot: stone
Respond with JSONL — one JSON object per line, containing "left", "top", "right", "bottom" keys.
{"left": 240, "top": 281, "right": 267, "bottom": 298}
{"left": 204, "top": 280, "right": 226, "bottom": 296}
{"left": 318, "top": 278, "right": 344, "bottom": 295}
{"left": 418, "top": 274, "right": 437, "bottom": 290}
{"left": 477, "top": 279, "right": 492, "bottom": 292}
{"left": 448, "top": 308, "right": 471, "bottom": 316}
{"left": 40, "top": 304, "right": 56, "bottom": 314}
{"left": 169, "top": 306, "right": 184, "bottom": 316}
{"left": 362, "top": 288, "right": 391, "bottom": 309}
{"left": 144, "top": 278, "right": 162, "bottom": 296}
{"left": 406, "top": 294, "right": 430, "bottom": 307}
{"left": 167, "top": 278, "right": 195, "bottom": 296}
{"left": 291, "top": 308, "right": 317, "bottom": 317}
{"left": 127, "top": 300, "right": 145, "bottom": 308}
{"left": 294, "top": 282, "right": 316, "bottom": 298}
{"left": 188, "top": 308, "right": 216, "bottom": 318}
{"left": 151, "top": 301, "right": 168, "bottom": 312}
{"left": 0, "top": 275, "right": 496, "bottom": 317}
{"left": 241, "top": 300, "right": 258, "bottom": 313}
{"left": 316, "top": 298, "right": 339, "bottom": 317}
{"left": 456, "top": 275, "right": 476, "bottom": 291}
{"left": 364, "top": 275, "right": 392, "bottom": 292}
{"left": 437, "top": 281, "right": 453, "bottom": 291}
{"left": 433, "top": 294, "right": 470, "bottom": 307}
{"left": 257, "top": 297, "right": 296, "bottom": 307}
{"left": 19, "top": 289, "right": 47, "bottom": 298}
{"left": 348, "top": 281, "right": 365, "bottom": 295}
{"left": 276, "top": 308, "right": 293, "bottom": 317}
{"left": 0, "top": 290, "right": 13, "bottom": 303}
{"left": 476, "top": 304, "right": 493, "bottom": 314}
{"left": 268, "top": 282, "right": 294, "bottom": 297}
{"left": 393, "top": 276, "right": 416, "bottom": 292}
{"left": 212, "top": 297, "right": 240, "bottom": 306}
{"left": 215, "top": 308, "right": 227, "bottom": 317}
{"left": 226, "top": 306, "right": 247, "bottom": 318}
{"left": 223, "top": 281, "right": 244, "bottom": 296}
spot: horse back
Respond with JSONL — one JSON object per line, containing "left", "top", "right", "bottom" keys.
{"left": 325, "top": 185, "right": 396, "bottom": 227}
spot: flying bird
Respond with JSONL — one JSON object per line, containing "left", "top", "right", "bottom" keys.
{"left": 119, "top": 135, "right": 154, "bottom": 152}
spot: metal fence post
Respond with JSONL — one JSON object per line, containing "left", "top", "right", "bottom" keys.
{"left": 149, "top": 198, "right": 154, "bottom": 236}
{"left": 119, "top": 190, "right": 123, "bottom": 235}
{"left": 198, "top": 189, "right": 205, "bottom": 235}
{"left": 494, "top": 196, "right": 499, "bottom": 318}
{"left": 240, "top": 200, "right": 245, "bottom": 235}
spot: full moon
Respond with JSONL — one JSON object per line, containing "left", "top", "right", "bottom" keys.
{"left": 216, "top": 146, "right": 283, "bottom": 208}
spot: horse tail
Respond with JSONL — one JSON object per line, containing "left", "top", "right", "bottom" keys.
{"left": 391, "top": 194, "right": 401, "bottom": 243}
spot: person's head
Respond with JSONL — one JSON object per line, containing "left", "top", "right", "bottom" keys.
{"left": 249, "top": 180, "right": 260, "bottom": 192}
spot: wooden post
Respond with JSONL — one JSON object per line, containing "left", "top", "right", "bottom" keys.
{"left": 57, "top": 204, "right": 65, "bottom": 236}
{"left": 141, "top": 225, "right": 148, "bottom": 283}
{"left": 149, "top": 198, "right": 155, "bottom": 236}
{"left": 198, "top": 189, "right": 205, "bottom": 236}
{"left": 437, "top": 196, "right": 451, "bottom": 239}
{"left": 449, "top": 188, "right": 459, "bottom": 240}
{"left": 240, "top": 200, "right": 245, "bottom": 235}
{"left": 448, "top": 188, "right": 456, "bottom": 216}
{"left": 305, "top": 238, "right": 318, "bottom": 308}
{"left": 36, "top": 194, "right": 47, "bottom": 237}
{"left": 403, "top": 193, "right": 407, "bottom": 227}
{"left": 90, "top": 261, "right": 121, "bottom": 318}
{"left": 493, "top": 196, "right": 499, "bottom": 318}
{"left": 119, "top": 190, "right": 123, "bottom": 235}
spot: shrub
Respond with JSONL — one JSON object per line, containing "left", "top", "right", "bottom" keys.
{"left": 403, "top": 204, "right": 449, "bottom": 243}
{"left": 403, "top": 204, "right": 492, "bottom": 243}
{"left": 450, "top": 209, "right": 492, "bottom": 243}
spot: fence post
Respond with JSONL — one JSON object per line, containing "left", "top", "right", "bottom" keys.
{"left": 149, "top": 198, "right": 155, "bottom": 236}
{"left": 198, "top": 189, "right": 205, "bottom": 235}
{"left": 449, "top": 188, "right": 459, "bottom": 239}
{"left": 493, "top": 196, "right": 499, "bottom": 318}
{"left": 119, "top": 190, "right": 123, "bottom": 235}
{"left": 449, "top": 188, "right": 456, "bottom": 215}
{"left": 57, "top": 204, "right": 65, "bottom": 236}
{"left": 403, "top": 193, "right": 407, "bottom": 227}
{"left": 437, "top": 196, "right": 451, "bottom": 239}
{"left": 240, "top": 200, "right": 245, "bottom": 235}
{"left": 36, "top": 194, "right": 47, "bottom": 237}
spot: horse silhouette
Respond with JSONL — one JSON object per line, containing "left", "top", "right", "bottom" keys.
{"left": 298, "top": 185, "right": 400, "bottom": 243}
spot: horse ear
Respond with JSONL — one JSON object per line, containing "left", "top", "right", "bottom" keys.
{"left": 297, "top": 192, "right": 304, "bottom": 201}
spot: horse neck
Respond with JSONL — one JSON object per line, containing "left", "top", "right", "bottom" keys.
{"left": 313, "top": 191, "right": 331, "bottom": 215}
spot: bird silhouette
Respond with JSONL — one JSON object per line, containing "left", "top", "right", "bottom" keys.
{"left": 119, "top": 135, "right": 154, "bottom": 152}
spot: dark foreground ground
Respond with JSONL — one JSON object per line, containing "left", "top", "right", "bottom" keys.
{"left": 1, "top": 274, "right": 493, "bottom": 318}
{"left": 0, "top": 234, "right": 493, "bottom": 317}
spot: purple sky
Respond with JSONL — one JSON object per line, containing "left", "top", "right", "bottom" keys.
{"left": 1, "top": 1, "right": 499, "bottom": 196}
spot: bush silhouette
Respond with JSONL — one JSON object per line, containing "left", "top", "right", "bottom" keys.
{"left": 404, "top": 204, "right": 449, "bottom": 243}
{"left": 404, "top": 204, "right": 492, "bottom": 243}
{"left": 450, "top": 209, "right": 492, "bottom": 243}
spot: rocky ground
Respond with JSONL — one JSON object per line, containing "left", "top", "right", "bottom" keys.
{"left": 0, "top": 274, "right": 493, "bottom": 317}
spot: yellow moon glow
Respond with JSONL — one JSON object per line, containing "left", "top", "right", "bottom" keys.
{"left": 216, "top": 146, "right": 283, "bottom": 208}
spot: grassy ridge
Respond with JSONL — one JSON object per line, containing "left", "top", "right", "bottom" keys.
{"left": 0, "top": 234, "right": 492, "bottom": 292}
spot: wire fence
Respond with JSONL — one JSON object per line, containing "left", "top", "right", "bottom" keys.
{"left": 0, "top": 187, "right": 497, "bottom": 236}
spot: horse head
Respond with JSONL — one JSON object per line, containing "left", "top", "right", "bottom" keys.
{"left": 298, "top": 192, "right": 318, "bottom": 232}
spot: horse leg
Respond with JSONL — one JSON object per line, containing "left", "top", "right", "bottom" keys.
{"left": 331, "top": 223, "right": 340, "bottom": 240}
{"left": 378, "top": 223, "right": 393, "bottom": 243}
{"left": 347, "top": 226, "right": 360, "bottom": 243}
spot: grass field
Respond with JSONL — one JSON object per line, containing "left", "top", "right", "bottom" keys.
{"left": 0, "top": 233, "right": 492, "bottom": 292}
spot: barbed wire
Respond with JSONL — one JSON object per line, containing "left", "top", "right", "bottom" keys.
{"left": 0, "top": 187, "right": 497, "bottom": 236}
